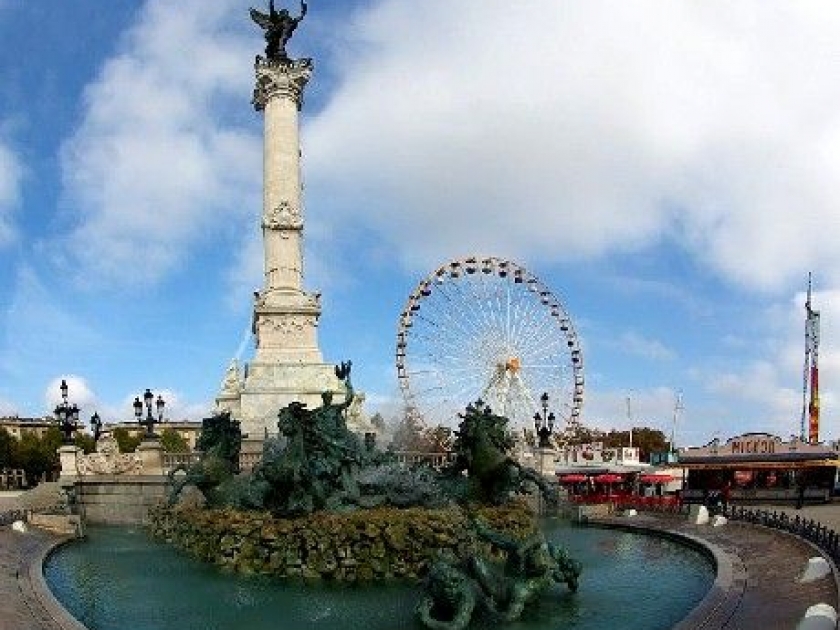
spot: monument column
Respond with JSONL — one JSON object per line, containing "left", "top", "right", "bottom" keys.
{"left": 250, "top": 57, "right": 322, "bottom": 364}
{"left": 254, "top": 58, "right": 309, "bottom": 295}
{"left": 216, "top": 3, "right": 356, "bottom": 442}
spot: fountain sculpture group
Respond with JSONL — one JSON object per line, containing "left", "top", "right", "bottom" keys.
{"left": 165, "top": 362, "right": 581, "bottom": 630}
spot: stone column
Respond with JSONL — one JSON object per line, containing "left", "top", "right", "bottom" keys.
{"left": 253, "top": 57, "right": 310, "bottom": 298}
{"left": 251, "top": 56, "right": 323, "bottom": 364}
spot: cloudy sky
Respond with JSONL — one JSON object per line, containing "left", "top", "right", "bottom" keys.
{"left": 1, "top": 0, "right": 839, "bottom": 446}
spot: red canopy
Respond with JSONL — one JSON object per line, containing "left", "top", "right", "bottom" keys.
{"left": 639, "top": 474, "right": 675, "bottom": 484}
{"left": 558, "top": 474, "right": 588, "bottom": 483}
{"left": 593, "top": 474, "right": 624, "bottom": 484}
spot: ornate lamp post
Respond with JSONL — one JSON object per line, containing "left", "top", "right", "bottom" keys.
{"left": 534, "top": 392, "right": 556, "bottom": 449}
{"left": 133, "top": 388, "right": 165, "bottom": 439}
{"left": 533, "top": 392, "right": 556, "bottom": 515}
{"left": 54, "top": 379, "right": 80, "bottom": 444}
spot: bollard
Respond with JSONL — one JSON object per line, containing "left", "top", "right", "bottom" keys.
{"left": 799, "top": 557, "right": 832, "bottom": 583}
{"left": 796, "top": 603, "right": 837, "bottom": 630}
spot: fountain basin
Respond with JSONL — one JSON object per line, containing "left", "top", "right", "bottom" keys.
{"left": 44, "top": 519, "right": 714, "bottom": 630}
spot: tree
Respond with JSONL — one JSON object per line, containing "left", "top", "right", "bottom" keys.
{"left": 112, "top": 427, "right": 142, "bottom": 453}
{"left": 74, "top": 432, "right": 96, "bottom": 454}
{"left": 388, "top": 407, "right": 445, "bottom": 452}
{"left": 600, "top": 427, "right": 668, "bottom": 462}
{"left": 14, "top": 427, "right": 62, "bottom": 485}
{"left": 370, "top": 412, "right": 386, "bottom": 433}
{"left": 0, "top": 428, "right": 15, "bottom": 469}
{"left": 160, "top": 428, "right": 189, "bottom": 453}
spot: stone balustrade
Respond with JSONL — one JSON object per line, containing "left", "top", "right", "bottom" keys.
{"left": 162, "top": 452, "right": 201, "bottom": 475}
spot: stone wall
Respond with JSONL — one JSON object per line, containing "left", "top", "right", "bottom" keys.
{"left": 148, "top": 502, "right": 537, "bottom": 582}
{"left": 74, "top": 476, "right": 168, "bottom": 525}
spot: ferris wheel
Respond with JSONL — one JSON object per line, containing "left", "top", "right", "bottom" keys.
{"left": 395, "top": 256, "right": 584, "bottom": 432}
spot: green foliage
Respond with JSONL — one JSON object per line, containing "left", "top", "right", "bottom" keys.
{"left": 74, "top": 432, "right": 96, "bottom": 454}
{"left": 0, "top": 427, "right": 14, "bottom": 468}
{"left": 388, "top": 408, "right": 451, "bottom": 453}
{"left": 601, "top": 427, "right": 668, "bottom": 461}
{"left": 112, "top": 427, "right": 142, "bottom": 453}
{"left": 388, "top": 408, "right": 433, "bottom": 451}
{"left": 370, "top": 412, "right": 386, "bottom": 432}
{"left": 160, "top": 428, "right": 189, "bottom": 453}
{"left": 13, "top": 427, "right": 62, "bottom": 485}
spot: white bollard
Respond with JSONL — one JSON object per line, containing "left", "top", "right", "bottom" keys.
{"left": 796, "top": 603, "right": 837, "bottom": 630}
{"left": 712, "top": 515, "right": 728, "bottom": 527}
{"left": 799, "top": 558, "right": 832, "bottom": 583}
{"left": 688, "top": 504, "right": 710, "bottom": 525}
{"left": 11, "top": 519, "right": 27, "bottom": 533}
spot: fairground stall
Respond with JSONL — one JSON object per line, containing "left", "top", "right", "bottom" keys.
{"left": 554, "top": 442, "right": 681, "bottom": 508}
{"left": 679, "top": 432, "right": 839, "bottom": 505}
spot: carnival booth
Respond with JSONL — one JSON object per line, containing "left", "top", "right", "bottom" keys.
{"left": 679, "top": 432, "right": 838, "bottom": 505}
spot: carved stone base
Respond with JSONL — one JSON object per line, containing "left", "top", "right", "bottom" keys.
{"left": 219, "top": 361, "right": 345, "bottom": 439}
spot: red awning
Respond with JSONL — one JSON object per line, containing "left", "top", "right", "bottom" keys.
{"left": 639, "top": 474, "right": 675, "bottom": 483}
{"left": 593, "top": 474, "right": 624, "bottom": 484}
{"left": 558, "top": 474, "right": 588, "bottom": 483}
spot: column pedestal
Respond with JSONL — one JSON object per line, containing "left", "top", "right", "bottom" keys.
{"left": 137, "top": 440, "right": 164, "bottom": 477}
{"left": 57, "top": 445, "right": 81, "bottom": 480}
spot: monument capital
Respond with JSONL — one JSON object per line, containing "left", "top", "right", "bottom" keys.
{"left": 252, "top": 57, "right": 313, "bottom": 111}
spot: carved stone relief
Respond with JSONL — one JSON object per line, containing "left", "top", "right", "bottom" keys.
{"left": 262, "top": 200, "right": 302, "bottom": 231}
{"left": 76, "top": 436, "right": 143, "bottom": 476}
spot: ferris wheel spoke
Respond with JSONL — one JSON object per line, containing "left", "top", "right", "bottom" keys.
{"left": 433, "top": 283, "right": 494, "bottom": 350}
{"left": 517, "top": 333, "right": 570, "bottom": 364}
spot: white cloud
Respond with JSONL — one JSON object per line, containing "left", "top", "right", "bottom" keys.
{"left": 616, "top": 331, "right": 675, "bottom": 362}
{"left": 44, "top": 375, "right": 99, "bottom": 414}
{"left": 694, "top": 287, "right": 840, "bottom": 440}
{"left": 0, "top": 397, "right": 18, "bottom": 417}
{"left": 306, "top": 0, "right": 840, "bottom": 291}
{"left": 58, "top": 0, "right": 260, "bottom": 287}
{"left": 0, "top": 133, "right": 23, "bottom": 246}
{"left": 111, "top": 388, "right": 211, "bottom": 424}
{"left": 583, "top": 386, "right": 680, "bottom": 434}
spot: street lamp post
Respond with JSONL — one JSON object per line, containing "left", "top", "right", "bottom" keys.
{"left": 534, "top": 392, "right": 556, "bottom": 449}
{"left": 54, "top": 379, "right": 80, "bottom": 444}
{"left": 133, "top": 388, "right": 165, "bottom": 439}
{"left": 533, "top": 392, "right": 556, "bottom": 515}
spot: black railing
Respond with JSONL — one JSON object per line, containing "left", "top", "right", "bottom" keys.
{"left": 725, "top": 506, "right": 840, "bottom": 564}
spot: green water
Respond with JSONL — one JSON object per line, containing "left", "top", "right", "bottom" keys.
{"left": 44, "top": 520, "right": 714, "bottom": 630}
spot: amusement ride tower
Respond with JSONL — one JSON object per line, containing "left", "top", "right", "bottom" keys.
{"left": 802, "top": 273, "right": 821, "bottom": 444}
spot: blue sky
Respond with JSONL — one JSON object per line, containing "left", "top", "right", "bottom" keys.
{"left": 1, "top": 0, "right": 839, "bottom": 446}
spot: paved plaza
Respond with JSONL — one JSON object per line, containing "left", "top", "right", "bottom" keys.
{"left": 2, "top": 502, "right": 840, "bottom": 629}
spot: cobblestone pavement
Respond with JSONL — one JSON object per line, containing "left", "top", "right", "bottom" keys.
{"left": 0, "top": 527, "right": 70, "bottom": 630}
{"left": 3, "top": 507, "right": 840, "bottom": 630}
{"left": 594, "top": 513, "right": 839, "bottom": 630}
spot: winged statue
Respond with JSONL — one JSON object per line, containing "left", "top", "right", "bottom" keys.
{"left": 250, "top": 0, "right": 308, "bottom": 61}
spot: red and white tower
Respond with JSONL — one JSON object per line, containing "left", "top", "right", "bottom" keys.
{"left": 802, "top": 273, "right": 821, "bottom": 443}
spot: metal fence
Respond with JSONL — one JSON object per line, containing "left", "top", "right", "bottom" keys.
{"left": 725, "top": 506, "right": 840, "bottom": 565}
{"left": 1, "top": 468, "right": 26, "bottom": 490}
